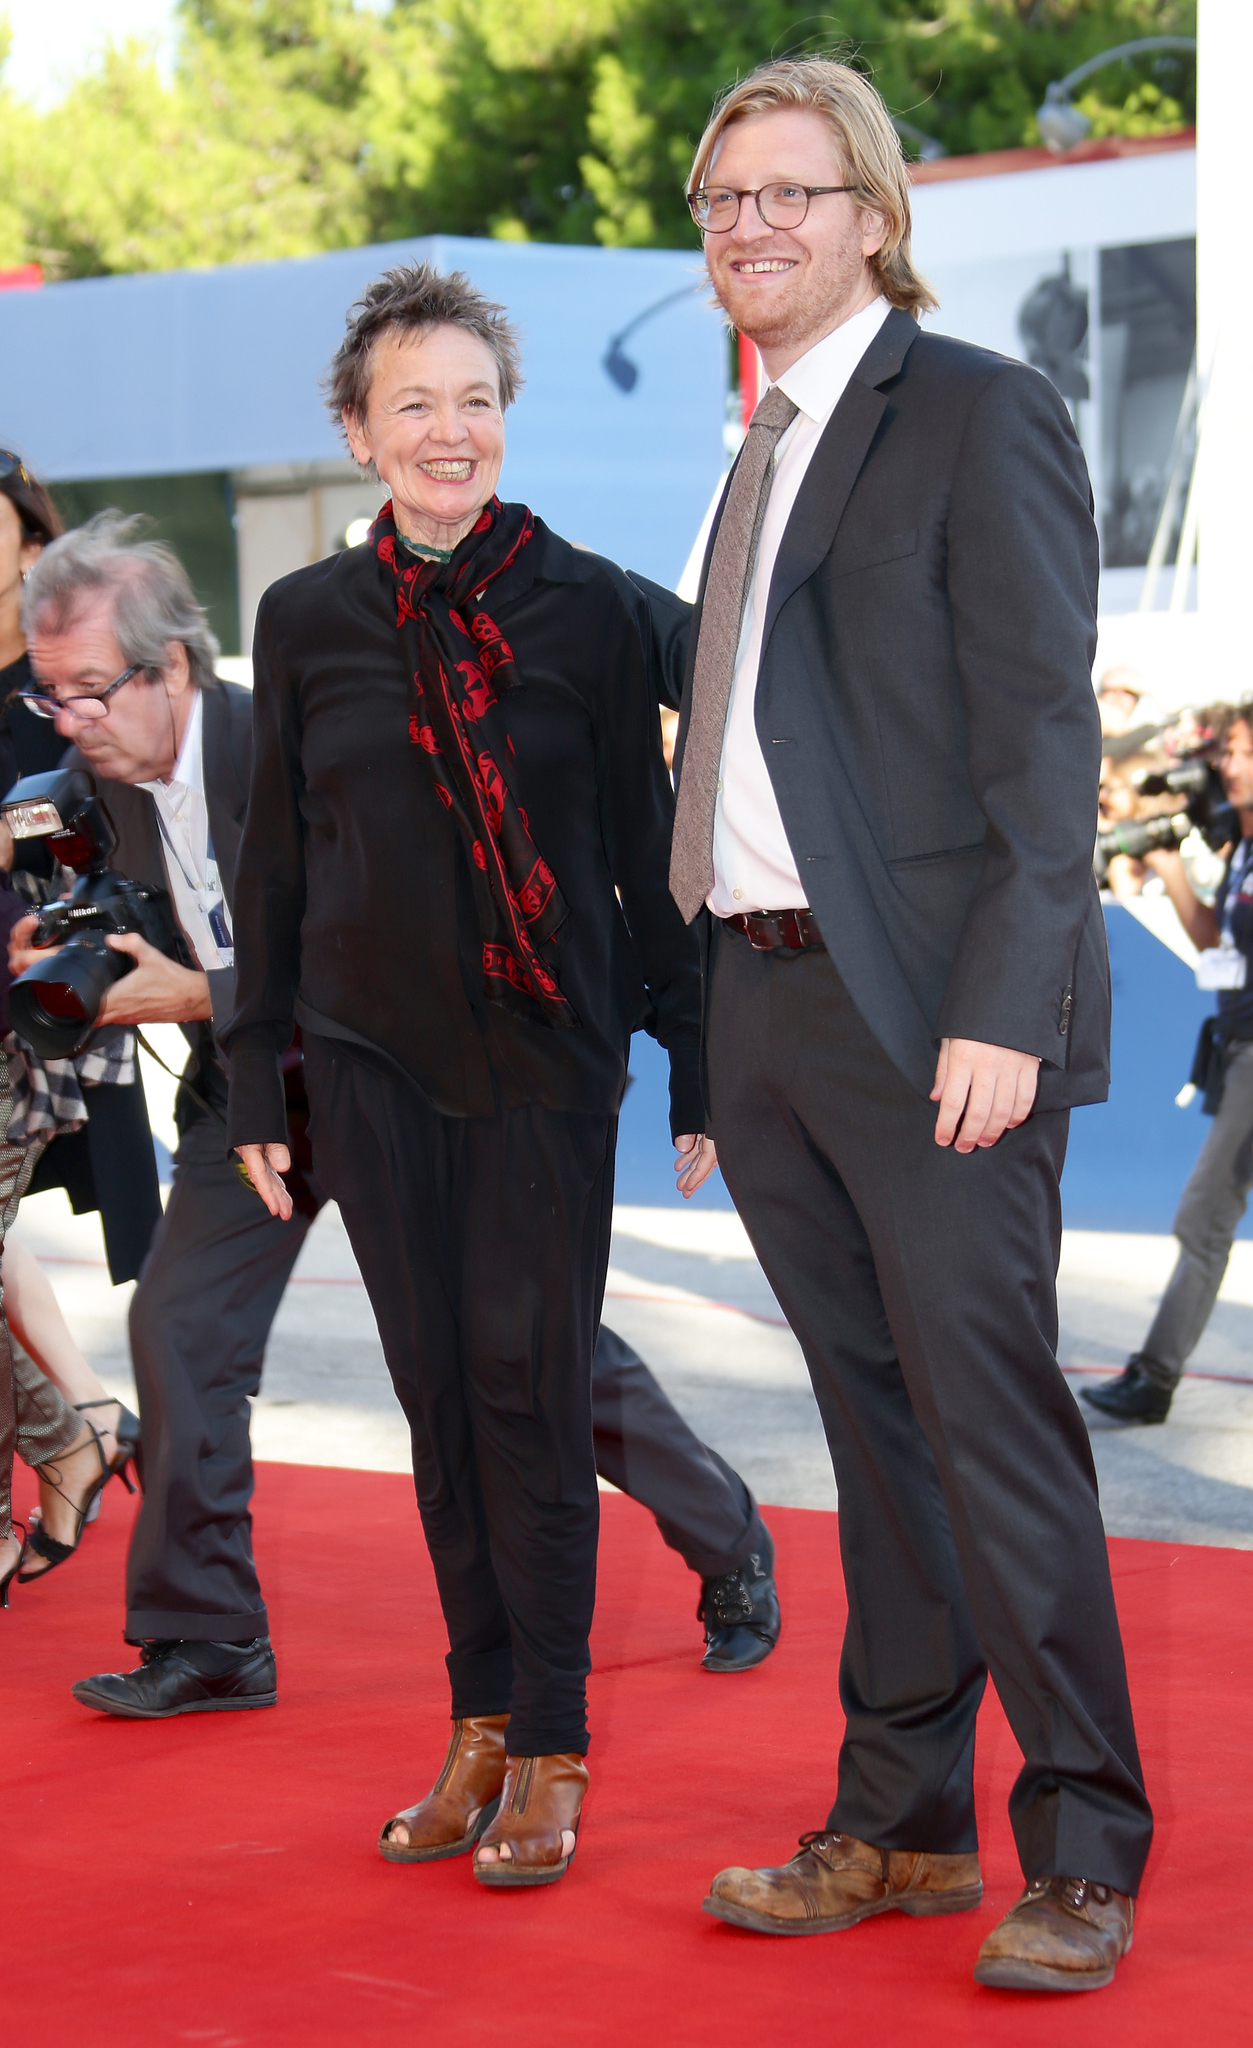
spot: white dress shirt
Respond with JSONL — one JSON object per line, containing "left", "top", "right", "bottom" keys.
{"left": 138, "top": 691, "right": 234, "bottom": 971}
{"left": 708, "top": 295, "right": 892, "bottom": 916}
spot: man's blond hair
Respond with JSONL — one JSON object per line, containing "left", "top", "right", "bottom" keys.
{"left": 689, "top": 58, "right": 938, "bottom": 320}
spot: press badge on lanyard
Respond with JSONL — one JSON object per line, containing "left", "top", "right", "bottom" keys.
{"left": 1196, "top": 840, "right": 1253, "bottom": 991}
{"left": 155, "top": 811, "right": 234, "bottom": 970}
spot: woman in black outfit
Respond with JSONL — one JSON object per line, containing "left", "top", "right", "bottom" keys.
{"left": 227, "top": 265, "right": 713, "bottom": 1887}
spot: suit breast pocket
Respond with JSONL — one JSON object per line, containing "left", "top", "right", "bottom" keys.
{"left": 827, "top": 528, "right": 918, "bottom": 579}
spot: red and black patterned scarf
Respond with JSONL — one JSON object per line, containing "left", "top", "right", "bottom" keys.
{"left": 371, "top": 496, "right": 577, "bottom": 1030}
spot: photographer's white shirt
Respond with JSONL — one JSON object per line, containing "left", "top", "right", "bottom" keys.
{"left": 708, "top": 294, "right": 892, "bottom": 918}
{"left": 139, "top": 691, "right": 234, "bottom": 972}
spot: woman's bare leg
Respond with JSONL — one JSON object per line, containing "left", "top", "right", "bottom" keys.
{"left": 3, "top": 1240, "right": 110, "bottom": 1407}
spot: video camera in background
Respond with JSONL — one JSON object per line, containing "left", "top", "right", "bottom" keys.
{"left": 1094, "top": 755, "right": 1238, "bottom": 887}
{"left": 1, "top": 768, "right": 193, "bottom": 1059}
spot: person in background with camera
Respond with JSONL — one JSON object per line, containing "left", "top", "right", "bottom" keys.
{"left": 1085, "top": 702, "right": 1253, "bottom": 1425}
{"left": 10, "top": 514, "right": 298, "bottom": 1706}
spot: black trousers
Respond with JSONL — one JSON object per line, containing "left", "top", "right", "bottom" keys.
{"left": 707, "top": 927, "right": 1153, "bottom": 1895}
{"left": 591, "top": 1327, "right": 766, "bottom": 1580}
{"left": 304, "top": 1036, "right": 614, "bottom": 1757}
{"left": 126, "top": 1111, "right": 308, "bottom": 1642}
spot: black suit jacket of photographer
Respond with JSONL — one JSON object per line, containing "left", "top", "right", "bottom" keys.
{"left": 674, "top": 308, "right": 1111, "bottom": 1114}
{"left": 67, "top": 674, "right": 253, "bottom": 1121}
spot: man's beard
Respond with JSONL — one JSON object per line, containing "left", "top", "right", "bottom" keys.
{"left": 710, "top": 230, "right": 871, "bottom": 354}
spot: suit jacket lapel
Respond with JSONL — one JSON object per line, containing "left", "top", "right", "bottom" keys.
{"left": 112, "top": 780, "right": 167, "bottom": 893}
{"left": 759, "top": 307, "right": 921, "bottom": 657}
{"left": 202, "top": 681, "right": 249, "bottom": 913}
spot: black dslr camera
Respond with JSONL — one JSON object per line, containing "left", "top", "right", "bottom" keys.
{"left": 1095, "top": 758, "right": 1238, "bottom": 884}
{"left": 2, "top": 768, "right": 192, "bottom": 1059}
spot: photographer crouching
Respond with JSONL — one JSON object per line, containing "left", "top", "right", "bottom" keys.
{"left": 1085, "top": 701, "right": 1253, "bottom": 1424}
{"left": 9, "top": 514, "right": 303, "bottom": 1713}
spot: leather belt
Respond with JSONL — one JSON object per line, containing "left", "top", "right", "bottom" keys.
{"left": 722, "top": 908, "right": 825, "bottom": 953}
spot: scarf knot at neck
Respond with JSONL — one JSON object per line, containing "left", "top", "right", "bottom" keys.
{"left": 369, "top": 497, "right": 577, "bottom": 1031}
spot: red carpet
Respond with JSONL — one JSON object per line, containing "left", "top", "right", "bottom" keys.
{"left": 3, "top": 1462, "right": 1249, "bottom": 2046}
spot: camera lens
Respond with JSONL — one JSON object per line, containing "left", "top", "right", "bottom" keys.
{"left": 8, "top": 939, "right": 126, "bottom": 1059}
{"left": 26, "top": 981, "right": 89, "bottom": 1020}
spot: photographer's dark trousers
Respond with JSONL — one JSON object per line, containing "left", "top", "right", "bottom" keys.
{"left": 591, "top": 1327, "right": 766, "bottom": 1579}
{"left": 707, "top": 926, "right": 1153, "bottom": 1895}
{"left": 125, "top": 1111, "right": 312, "bottom": 1642}
{"left": 304, "top": 1034, "right": 613, "bottom": 1758}
{"left": 1135, "top": 1038, "right": 1253, "bottom": 1390}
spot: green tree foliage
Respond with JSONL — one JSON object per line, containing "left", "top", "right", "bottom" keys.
{"left": 0, "top": 1, "right": 381, "bottom": 274}
{"left": 0, "top": 0, "right": 1197, "bottom": 275}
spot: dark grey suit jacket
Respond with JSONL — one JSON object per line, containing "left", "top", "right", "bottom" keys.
{"left": 71, "top": 676, "right": 253, "bottom": 1079}
{"left": 675, "top": 308, "right": 1110, "bottom": 1114}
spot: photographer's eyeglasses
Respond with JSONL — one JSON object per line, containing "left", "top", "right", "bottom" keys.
{"left": 687, "top": 181, "right": 857, "bottom": 234}
{"left": 0, "top": 450, "right": 31, "bottom": 485}
{"left": 20, "top": 665, "right": 145, "bottom": 722}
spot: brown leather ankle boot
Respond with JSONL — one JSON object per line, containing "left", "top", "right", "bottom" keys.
{"left": 473, "top": 1752, "right": 589, "bottom": 1887}
{"left": 378, "top": 1714, "right": 509, "bottom": 1862}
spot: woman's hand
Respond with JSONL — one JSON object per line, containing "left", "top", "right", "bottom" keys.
{"left": 236, "top": 1143, "right": 294, "bottom": 1221}
{"left": 674, "top": 1132, "right": 718, "bottom": 1198}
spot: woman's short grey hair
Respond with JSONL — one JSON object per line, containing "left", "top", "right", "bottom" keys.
{"left": 21, "top": 512, "right": 220, "bottom": 688}
{"left": 326, "top": 263, "right": 523, "bottom": 436}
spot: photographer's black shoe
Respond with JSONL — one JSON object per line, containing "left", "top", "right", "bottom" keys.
{"left": 699, "top": 1530, "right": 780, "bottom": 1674}
{"left": 1081, "top": 1361, "right": 1173, "bottom": 1425}
{"left": 71, "top": 1637, "right": 277, "bottom": 1718}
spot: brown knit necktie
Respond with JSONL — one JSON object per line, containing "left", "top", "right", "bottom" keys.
{"left": 670, "top": 383, "right": 799, "bottom": 923}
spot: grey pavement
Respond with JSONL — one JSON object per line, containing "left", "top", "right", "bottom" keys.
{"left": 8, "top": 1189, "right": 1253, "bottom": 1550}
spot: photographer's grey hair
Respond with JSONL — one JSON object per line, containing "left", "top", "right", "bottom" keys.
{"left": 22, "top": 512, "right": 220, "bottom": 688}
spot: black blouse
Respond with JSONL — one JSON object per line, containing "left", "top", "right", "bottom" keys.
{"left": 224, "top": 516, "right": 702, "bottom": 1148}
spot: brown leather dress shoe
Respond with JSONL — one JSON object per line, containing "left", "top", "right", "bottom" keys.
{"left": 378, "top": 1714, "right": 509, "bottom": 1862}
{"left": 705, "top": 1831, "right": 984, "bottom": 1935}
{"left": 473, "top": 1752, "right": 589, "bottom": 1888}
{"left": 974, "top": 1876, "right": 1134, "bottom": 1991}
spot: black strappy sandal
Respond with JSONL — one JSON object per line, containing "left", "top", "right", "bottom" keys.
{"left": 18, "top": 1418, "right": 116, "bottom": 1583}
{"left": 75, "top": 1399, "right": 143, "bottom": 1494}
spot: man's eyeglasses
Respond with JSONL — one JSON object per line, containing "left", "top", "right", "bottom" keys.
{"left": 688, "top": 182, "right": 857, "bottom": 235}
{"left": 20, "top": 665, "right": 146, "bottom": 722}
{"left": 0, "top": 450, "right": 31, "bottom": 485}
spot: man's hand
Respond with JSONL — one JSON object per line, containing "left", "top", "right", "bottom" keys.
{"left": 236, "top": 1143, "right": 294, "bottom": 1221}
{"left": 674, "top": 1131, "right": 719, "bottom": 1198}
{"left": 8, "top": 918, "right": 214, "bottom": 1033}
{"left": 92, "top": 934, "right": 213, "bottom": 1026}
{"left": 9, "top": 912, "right": 44, "bottom": 978}
{"left": 931, "top": 1037, "right": 1040, "bottom": 1153}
